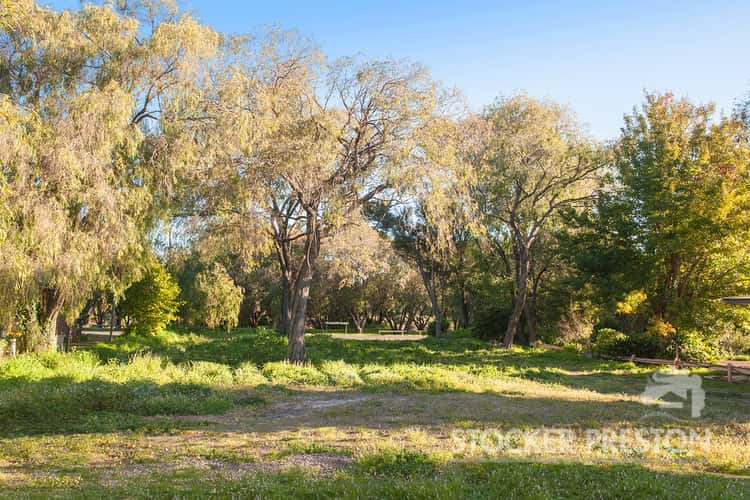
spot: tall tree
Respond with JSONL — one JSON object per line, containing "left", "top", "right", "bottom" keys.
{"left": 565, "top": 93, "right": 750, "bottom": 335}
{"left": 0, "top": 0, "right": 219, "bottom": 349}
{"left": 476, "top": 95, "right": 605, "bottom": 347}
{"left": 193, "top": 39, "right": 438, "bottom": 361}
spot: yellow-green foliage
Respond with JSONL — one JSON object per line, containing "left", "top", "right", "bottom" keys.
{"left": 233, "top": 361, "right": 269, "bottom": 386}
{"left": 119, "top": 262, "right": 181, "bottom": 335}
{"left": 261, "top": 361, "right": 329, "bottom": 386}
{"left": 195, "top": 263, "right": 244, "bottom": 332}
{"left": 319, "top": 360, "right": 363, "bottom": 387}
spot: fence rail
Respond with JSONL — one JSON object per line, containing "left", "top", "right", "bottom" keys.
{"left": 535, "top": 343, "right": 750, "bottom": 382}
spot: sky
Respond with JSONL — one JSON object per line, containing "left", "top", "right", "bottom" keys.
{"left": 45, "top": 0, "right": 750, "bottom": 139}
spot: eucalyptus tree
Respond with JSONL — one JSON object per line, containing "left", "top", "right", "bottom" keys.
{"left": 366, "top": 114, "right": 481, "bottom": 336}
{"left": 193, "top": 37, "right": 438, "bottom": 361}
{"left": 476, "top": 95, "right": 606, "bottom": 347}
{"left": 0, "top": 0, "right": 219, "bottom": 349}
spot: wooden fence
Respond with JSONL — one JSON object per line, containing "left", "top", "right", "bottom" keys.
{"left": 536, "top": 343, "right": 750, "bottom": 383}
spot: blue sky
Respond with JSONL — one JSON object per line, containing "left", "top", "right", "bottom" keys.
{"left": 46, "top": 0, "right": 750, "bottom": 139}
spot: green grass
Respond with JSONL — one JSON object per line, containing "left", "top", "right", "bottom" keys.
{"left": 0, "top": 327, "right": 748, "bottom": 498}
{"left": 4, "top": 462, "right": 747, "bottom": 499}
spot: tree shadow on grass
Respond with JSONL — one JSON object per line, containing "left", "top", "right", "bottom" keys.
{"left": 84, "top": 330, "right": 750, "bottom": 424}
{"left": 1, "top": 371, "right": 746, "bottom": 440}
{"left": 0, "top": 375, "right": 264, "bottom": 437}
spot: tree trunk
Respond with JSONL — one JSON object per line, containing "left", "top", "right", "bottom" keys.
{"left": 460, "top": 285, "right": 470, "bottom": 329}
{"left": 417, "top": 262, "right": 445, "bottom": 337}
{"left": 286, "top": 231, "right": 321, "bottom": 363}
{"left": 278, "top": 273, "right": 292, "bottom": 335}
{"left": 503, "top": 248, "right": 530, "bottom": 348}
{"left": 287, "top": 289, "right": 308, "bottom": 362}
{"left": 429, "top": 292, "right": 444, "bottom": 337}
{"left": 525, "top": 295, "right": 538, "bottom": 345}
{"left": 39, "top": 287, "right": 64, "bottom": 351}
{"left": 108, "top": 296, "right": 116, "bottom": 343}
{"left": 350, "top": 311, "right": 366, "bottom": 333}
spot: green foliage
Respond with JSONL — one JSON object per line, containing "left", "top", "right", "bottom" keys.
{"left": 471, "top": 302, "right": 512, "bottom": 340}
{"left": 0, "top": 350, "right": 266, "bottom": 434}
{"left": 718, "top": 331, "right": 750, "bottom": 357}
{"left": 671, "top": 329, "right": 720, "bottom": 363}
{"left": 6, "top": 462, "right": 745, "bottom": 498}
{"left": 428, "top": 318, "right": 450, "bottom": 336}
{"left": 195, "top": 264, "right": 244, "bottom": 332}
{"left": 119, "top": 262, "right": 181, "bottom": 335}
{"left": 319, "top": 359, "right": 364, "bottom": 387}
{"left": 261, "top": 361, "right": 329, "bottom": 386}
{"left": 562, "top": 92, "right": 750, "bottom": 343}
{"left": 233, "top": 361, "right": 269, "bottom": 386}
{"left": 591, "top": 328, "right": 630, "bottom": 357}
{"left": 592, "top": 322, "right": 720, "bottom": 362}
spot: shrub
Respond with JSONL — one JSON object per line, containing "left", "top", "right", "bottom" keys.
{"left": 471, "top": 303, "right": 512, "bottom": 340}
{"left": 669, "top": 329, "right": 720, "bottom": 363}
{"left": 233, "top": 362, "right": 269, "bottom": 385}
{"left": 261, "top": 361, "right": 328, "bottom": 385}
{"left": 717, "top": 332, "right": 750, "bottom": 357}
{"left": 119, "top": 262, "right": 181, "bottom": 335}
{"left": 428, "top": 318, "right": 450, "bottom": 336}
{"left": 591, "top": 328, "right": 630, "bottom": 356}
{"left": 627, "top": 331, "right": 662, "bottom": 358}
{"left": 194, "top": 264, "right": 244, "bottom": 332}
{"left": 182, "top": 361, "right": 235, "bottom": 385}
{"left": 319, "top": 360, "right": 362, "bottom": 387}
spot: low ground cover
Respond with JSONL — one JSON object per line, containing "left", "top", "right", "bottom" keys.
{"left": 0, "top": 328, "right": 747, "bottom": 498}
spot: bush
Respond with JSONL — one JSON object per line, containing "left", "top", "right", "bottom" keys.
{"left": 428, "top": 318, "right": 450, "bottom": 336}
{"left": 261, "top": 361, "right": 328, "bottom": 385}
{"left": 669, "top": 329, "right": 720, "bottom": 363}
{"left": 626, "top": 331, "right": 662, "bottom": 358}
{"left": 119, "top": 262, "right": 181, "bottom": 335}
{"left": 319, "top": 360, "right": 362, "bottom": 387}
{"left": 195, "top": 264, "right": 244, "bottom": 332}
{"left": 591, "top": 328, "right": 630, "bottom": 356}
{"left": 233, "top": 362, "right": 269, "bottom": 386}
{"left": 717, "top": 332, "right": 750, "bottom": 357}
{"left": 471, "top": 303, "right": 512, "bottom": 341}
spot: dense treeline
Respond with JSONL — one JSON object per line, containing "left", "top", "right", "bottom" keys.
{"left": 2, "top": 0, "right": 750, "bottom": 362}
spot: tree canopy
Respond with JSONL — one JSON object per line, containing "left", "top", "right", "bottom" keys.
{"left": 2, "top": 1, "right": 750, "bottom": 364}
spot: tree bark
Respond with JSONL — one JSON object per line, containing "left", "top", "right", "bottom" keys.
{"left": 525, "top": 295, "right": 537, "bottom": 345}
{"left": 350, "top": 311, "right": 366, "bottom": 333}
{"left": 286, "top": 230, "right": 321, "bottom": 363}
{"left": 503, "top": 247, "right": 530, "bottom": 348}
{"left": 427, "top": 287, "right": 444, "bottom": 337}
{"left": 39, "top": 287, "right": 64, "bottom": 351}
{"left": 287, "top": 282, "right": 309, "bottom": 362}
{"left": 278, "top": 273, "right": 292, "bottom": 335}
{"left": 460, "top": 285, "right": 470, "bottom": 329}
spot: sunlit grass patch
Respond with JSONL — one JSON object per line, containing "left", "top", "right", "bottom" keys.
{"left": 1, "top": 327, "right": 749, "bottom": 497}
{"left": 261, "top": 361, "right": 329, "bottom": 386}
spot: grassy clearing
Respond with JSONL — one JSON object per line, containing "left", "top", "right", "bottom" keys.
{"left": 0, "top": 328, "right": 748, "bottom": 498}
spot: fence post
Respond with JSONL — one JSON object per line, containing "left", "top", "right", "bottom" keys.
{"left": 727, "top": 363, "right": 734, "bottom": 384}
